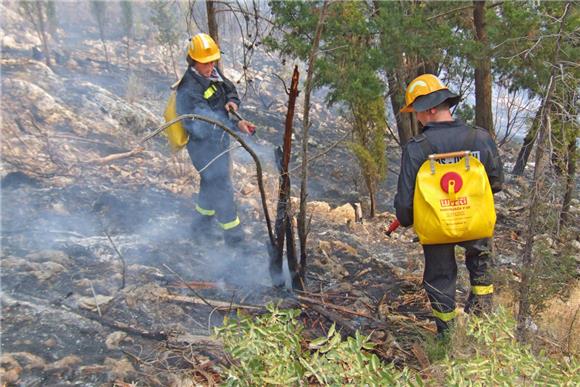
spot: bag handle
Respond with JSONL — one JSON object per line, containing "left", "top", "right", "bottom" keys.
{"left": 429, "top": 150, "right": 471, "bottom": 160}
{"left": 428, "top": 151, "right": 471, "bottom": 174}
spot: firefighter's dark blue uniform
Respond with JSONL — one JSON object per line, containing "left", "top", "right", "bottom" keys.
{"left": 394, "top": 119, "right": 504, "bottom": 333}
{"left": 175, "top": 66, "right": 243, "bottom": 240}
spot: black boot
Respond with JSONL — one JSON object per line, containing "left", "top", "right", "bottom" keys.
{"left": 223, "top": 225, "right": 245, "bottom": 247}
{"left": 464, "top": 293, "right": 493, "bottom": 315}
{"left": 191, "top": 213, "right": 219, "bottom": 242}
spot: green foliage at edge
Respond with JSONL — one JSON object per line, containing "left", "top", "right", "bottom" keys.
{"left": 214, "top": 304, "right": 579, "bottom": 386}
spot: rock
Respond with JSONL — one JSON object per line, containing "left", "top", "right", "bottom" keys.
{"left": 533, "top": 233, "right": 554, "bottom": 248}
{"left": 46, "top": 355, "right": 81, "bottom": 371}
{"left": 78, "top": 81, "right": 159, "bottom": 135}
{"left": 104, "top": 356, "right": 136, "bottom": 379}
{"left": 241, "top": 184, "right": 257, "bottom": 196}
{"left": 32, "top": 261, "right": 66, "bottom": 282}
{"left": 328, "top": 203, "right": 356, "bottom": 224}
{"left": 170, "top": 375, "right": 198, "bottom": 387}
{"left": 495, "top": 204, "right": 509, "bottom": 219}
{"left": 0, "top": 256, "right": 30, "bottom": 270}
{"left": 3, "top": 78, "right": 88, "bottom": 135}
{"left": 572, "top": 240, "right": 580, "bottom": 252}
{"left": 331, "top": 240, "right": 358, "bottom": 256}
{"left": 334, "top": 281, "right": 354, "bottom": 293}
{"left": 79, "top": 364, "right": 108, "bottom": 376}
{"left": 318, "top": 240, "right": 332, "bottom": 255}
{"left": 330, "top": 264, "right": 350, "bottom": 279}
{"left": 0, "top": 354, "right": 22, "bottom": 384}
{"left": 11, "top": 352, "right": 46, "bottom": 370}
{"left": 51, "top": 201, "right": 70, "bottom": 215}
{"left": 105, "top": 331, "right": 129, "bottom": 350}
{"left": 43, "top": 337, "right": 57, "bottom": 348}
{"left": 308, "top": 201, "right": 331, "bottom": 215}
{"left": 26, "top": 250, "right": 70, "bottom": 266}
{"left": 78, "top": 295, "right": 114, "bottom": 312}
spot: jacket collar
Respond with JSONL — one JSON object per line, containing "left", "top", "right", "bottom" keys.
{"left": 422, "top": 118, "right": 465, "bottom": 132}
{"left": 189, "top": 66, "right": 223, "bottom": 83}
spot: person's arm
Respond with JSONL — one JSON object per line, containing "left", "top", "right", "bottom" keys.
{"left": 219, "top": 69, "right": 241, "bottom": 112}
{"left": 221, "top": 73, "right": 257, "bottom": 135}
{"left": 394, "top": 144, "right": 419, "bottom": 227}
{"left": 482, "top": 134, "right": 504, "bottom": 193}
{"left": 175, "top": 81, "right": 215, "bottom": 140}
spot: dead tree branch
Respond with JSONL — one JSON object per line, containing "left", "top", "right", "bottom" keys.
{"left": 104, "top": 230, "right": 127, "bottom": 290}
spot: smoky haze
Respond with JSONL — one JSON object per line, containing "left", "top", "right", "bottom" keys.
{"left": 0, "top": 0, "right": 301, "bottom": 303}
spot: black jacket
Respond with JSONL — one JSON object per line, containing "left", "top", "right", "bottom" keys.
{"left": 175, "top": 67, "right": 241, "bottom": 143}
{"left": 394, "top": 119, "right": 504, "bottom": 227}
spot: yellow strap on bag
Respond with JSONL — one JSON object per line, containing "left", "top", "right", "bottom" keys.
{"left": 413, "top": 151, "right": 496, "bottom": 245}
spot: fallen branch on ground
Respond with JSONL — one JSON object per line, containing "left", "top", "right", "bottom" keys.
{"left": 161, "top": 293, "right": 262, "bottom": 311}
{"left": 83, "top": 146, "right": 145, "bottom": 165}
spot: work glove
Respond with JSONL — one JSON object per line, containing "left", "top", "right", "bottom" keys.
{"left": 237, "top": 120, "right": 256, "bottom": 135}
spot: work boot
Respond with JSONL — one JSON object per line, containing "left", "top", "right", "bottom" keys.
{"left": 191, "top": 213, "right": 219, "bottom": 242}
{"left": 223, "top": 225, "right": 245, "bottom": 247}
{"left": 464, "top": 293, "right": 493, "bottom": 315}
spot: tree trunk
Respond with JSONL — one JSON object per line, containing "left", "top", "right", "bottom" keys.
{"left": 298, "top": 1, "right": 330, "bottom": 281}
{"left": 559, "top": 130, "right": 577, "bottom": 227}
{"left": 512, "top": 107, "right": 542, "bottom": 175}
{"left": 126, "top": 40, "right": 131, "bottom": 71}
{"left": 388, "top": 72, "right": 414, "bottom": 146}
{"left": 271, "top": 66, "right": 300, "bottom": 288}
{"left": 205, "top": 0, "right": 222, "bottom": 73}
{"left": 366, "top": 176, "right": 376, "bottom": 218}
{"left": 473, "top": 0, "right": 494, "bottom": 136}
{"left": 35, "top": 2, "right": 51, "bottom": 67}
{"left": 517, "top": 1, "right": 571, "bottom": 342}
{"left": 97, "top": 27, "right": 110, "bottom": 66}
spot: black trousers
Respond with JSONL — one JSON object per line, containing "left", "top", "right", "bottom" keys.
{"left": 422, "top": 238, "right": 493, "bottom": 332}
{"left": 186, "top": 139, "right": 237, "bottom": 224}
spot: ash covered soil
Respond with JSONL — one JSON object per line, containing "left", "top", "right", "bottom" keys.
{"left": 0, "top": 38, "right": 418, "bottom": 385}
{"left": 0, "top": 161, "right": 417, "bottom": 385}
{"left": 2, "top": 6, "right": 580, "bottom": 385}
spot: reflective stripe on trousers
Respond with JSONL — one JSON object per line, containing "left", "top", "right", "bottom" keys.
{"left": 187, "top": 139, "right": 238, "bottom": 224}
{"left": 422, "top": 238, "right": 493, "bottom": 332}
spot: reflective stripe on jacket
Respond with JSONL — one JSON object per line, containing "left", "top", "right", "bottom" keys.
{"left": 175, "top": 67, "right": 241, "bottom": 143}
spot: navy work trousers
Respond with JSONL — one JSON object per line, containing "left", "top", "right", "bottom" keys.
{"left": 186, "top": 139, "right": 237, "bottom": 224}
{"left": 422, "top": 238, "right": 493, "bottom": 332}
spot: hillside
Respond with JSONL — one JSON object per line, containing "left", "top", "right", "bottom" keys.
{"left": 1, "top": 2, "right": 579, "bottom": 385}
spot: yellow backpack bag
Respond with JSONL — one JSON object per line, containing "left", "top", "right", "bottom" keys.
{"left": 413, "top": 133, "right": 496, "bottom": 245}
{"left": 163, "top": 75, "right": 189, "bottom": 152}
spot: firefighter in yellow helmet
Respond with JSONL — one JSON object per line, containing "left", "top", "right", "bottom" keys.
{"left": 394, "top": 74, "right": 504, "bottom": 337}
{"left": 176, "top": 33, "right": 256, "bottom": 247}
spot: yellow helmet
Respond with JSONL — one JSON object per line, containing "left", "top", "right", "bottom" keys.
{"left": 188, "top": 33, "right": 220, "bottom": 63}
{"left": 400, "top": 74, "right": 460, "bottom": 113}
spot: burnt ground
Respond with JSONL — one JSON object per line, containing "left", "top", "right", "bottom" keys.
{"left": 1, "top": 165, "right": 427, "bottom": 385}
{"left": 2, "top": 7, "right": 579, "bottom": 384}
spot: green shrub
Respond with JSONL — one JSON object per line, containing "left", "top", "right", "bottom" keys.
{"left": 435, "top": 308, "right": 580, "bottom": 385}
{"left": 214, "top": 305, "right": 579, "bottom": 386}
{"left": 214, "top": 304, "right": 418, "bottom": 386}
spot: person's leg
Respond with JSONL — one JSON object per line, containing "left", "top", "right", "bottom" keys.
{"left": 197, "top": 145, "right": 243, "bottom": 246}
{"left": 187, "top": 140, "right": 216, "bottom": 238}
{"left": 462, "top": 238, "right": 494, "bottom": 314}
{"left": 422, "top": 243, "right": 458, "bottom": 334}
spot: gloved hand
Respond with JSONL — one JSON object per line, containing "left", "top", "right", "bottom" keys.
{"left": 237, "top": 120, "right": 256, "bottom": 135}
{"left": 225, "top": 101, "right": 238, "bottom": 113}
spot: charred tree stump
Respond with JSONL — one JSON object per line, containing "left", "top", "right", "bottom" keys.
{"left": 271, "top": 66, "right": 301, "bottom": 289}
